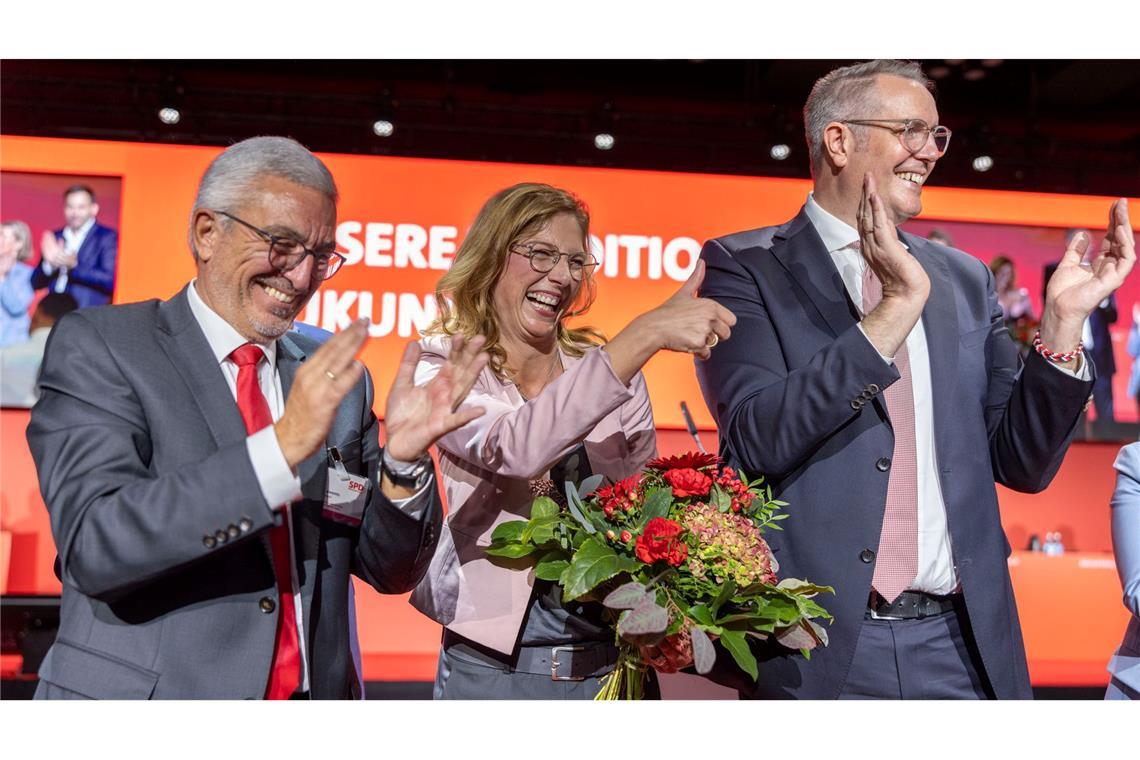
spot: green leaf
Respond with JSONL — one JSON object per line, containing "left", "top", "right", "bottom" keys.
{"left": 718, "top": 629, "right": 758, "bottom": 681}
{"left": 484, "top": 543, "right": 537, "bottom": 558}
{"left": 710, "top": 579, "right": 737, "bottom": 618}
{"left": 490, "top": 520, "right": 527, "bottom": 543}
{"left": 534, "top": 552, "right": 570, "bottom": 581}
{"left": 564, "top": 484, "right": 597, "bottom": 534}
{"left": 529, "top": 519, "right": 558, "bottom": 545}
{"left": 603, "top": 581, "right": 652, "bottom": 610}
{"left": 530, "top": 496, "right": 560, "bottom": 521}
{"left": 776, "top": 621, "right": 821, "bottom": 652}
{"left": 638, "top": 487, "right": 672, "bottom": 526}
{"left": 690, "top": 626, "right": 716, "bottom": 675}
{"left": 711, "top": 485, "right": 731, "bottom": 513}
{"left": 687, "top": 603, "right": 716, "bottom": 627}
{"left": 561, "top": 537, "right": 639, "bottom": 600}
{"left": 616, "top": 599, "right": 668, "bottom": 636}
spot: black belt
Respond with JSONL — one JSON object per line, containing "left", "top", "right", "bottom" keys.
{"left": 443, "top": 630, "right": 618, "bottom": 681}
{"left": 867, "top": 590, "right": 961, "bottom": 620}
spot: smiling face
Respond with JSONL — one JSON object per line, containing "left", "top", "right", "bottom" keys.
{"left": 63, "top": 189, "right": 98, "bottom": 232}
{"left": 491, "top": 212, "right": 586, "bottom": 349}
{"left": 193, "top": 175, "right": 335, "bottom": 343}
{"left": 844, "top": 74, "right": 942, "bottom": 224}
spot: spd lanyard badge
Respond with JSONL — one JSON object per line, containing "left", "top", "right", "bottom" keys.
{"left": 323, "top": 446, "right": 370, "bottom": 526}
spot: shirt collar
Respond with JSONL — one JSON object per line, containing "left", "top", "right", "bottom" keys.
{"left": 804, "top": 193, "right": 861, "bottom": 253}
{"left": 186, "top": 279, "right": 276, "bottom": 367}
{"left": 62, "top": 218, "right": 97, "bottom": 247}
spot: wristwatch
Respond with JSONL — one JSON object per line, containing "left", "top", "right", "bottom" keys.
{"left": 380, "top": 448, "right": 432, "bottom": 489}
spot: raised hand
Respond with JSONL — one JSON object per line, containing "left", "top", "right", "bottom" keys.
{"left": 40, "top": 231, "right": 70, "bottom": 269}
{"left": 382, "top": 333, "right": 489, "bottom": 462}
{"left": 857, "top": 172, "right": 930, "bottom": 305}
{"left": 1045, "top": 200, "right": 1135, "bottom": 323}
{"left": 275, "top": 318, "right": 369, "bottom": 469}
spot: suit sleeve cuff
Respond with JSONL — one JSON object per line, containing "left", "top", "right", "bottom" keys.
{"left": 387, "top": 472, "right": 436, "bottom": 521}
{"left": 1046, "top": 350, "right": 1092, "bottom": 381}
{"left": 857, "top": 322, "right": 896, "bottom": 365}
{"left": 246, "top": 426, "right": 302, "bottom": 511}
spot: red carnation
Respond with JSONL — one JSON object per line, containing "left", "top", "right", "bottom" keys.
{"left": 635, "top": 517, "right": 689, "bottom": 566}
{"left": 647, "top": 451, "right": 719, "bottom": 473}
{"left": 662, "top": 468, "right": 712, "bottom": 498}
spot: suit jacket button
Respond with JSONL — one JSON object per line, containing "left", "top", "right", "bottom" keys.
{"left": 259, "top": 597, "right": 276, "bottom": 613}
{"left": 422, "top": 527, "right": 435, "bottom": 547}
{"left": 203, "top": 535, "right": 217, "bottom": 549}
{"left": 876, "top": 457, "right": 891, "bottom": 472}
{"left": 215, "top": 529, "right": 228, "bottom": 543}
{"left": 239, "top": 517, "right": 253, "bottom": 532}
{"left": 860, "top": 549, "right": 876, "bottom": 563}
{"left": 850, "top": 399, "right": 862, "bottom": 411}
{"left": 868, "top": 384, "right": 880, "bottom": 394}
{"left": 227, "top": 524, "right": 241, "bottom": 539}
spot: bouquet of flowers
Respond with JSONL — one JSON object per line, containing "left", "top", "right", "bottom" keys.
{"left": 486, "top": 451, "right": 833, "bottom": 699}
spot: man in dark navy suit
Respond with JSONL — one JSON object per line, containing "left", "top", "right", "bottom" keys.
{"left": 32, "top": 184, "right": 118, "bottom": 308}
{"left": 696, "top": 60, "right": 1135, "bottom": 699}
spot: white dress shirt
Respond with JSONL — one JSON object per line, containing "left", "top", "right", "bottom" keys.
{"left": 804, "top": 194, "right": 1089, "bottom": 595}
{"left": 186, "top": 280, "right": 432, "bottom": 692}
{"left": 43, "top": 218, "right": 97, "bottom": 293}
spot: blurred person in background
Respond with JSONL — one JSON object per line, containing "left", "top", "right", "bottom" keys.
{"left": 990, "top": 254, "right": 1037, "bottom": 356}
{"left": 410, "top": 182, "right": 735, "bottom": 699}
{"left": 0, "top": 293, "right": 77, "bottom": 407}
{"left": 1, "top": 220, "right": 36, "bottom": 347}
{"left": 1107, "top": 441, "right": 1140, "bottom": 700}
{"left": 32, "top": 184, "right": 118, "bottom": 308}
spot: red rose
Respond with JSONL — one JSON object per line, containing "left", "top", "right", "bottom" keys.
{"left": 620, "top": 530, "right": 632, "bottom": 543}
{"left": 663, "top": 468, "right": 712, "bottom": 498}
{"left": 635, "top": 517, "right": 689, "bottom": 566}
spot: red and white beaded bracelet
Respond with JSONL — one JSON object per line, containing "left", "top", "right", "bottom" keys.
{"left": 1032, "top": 331, "right": 1083, "bottom": 364}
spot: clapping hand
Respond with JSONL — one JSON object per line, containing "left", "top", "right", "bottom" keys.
{"left": 383, "top": 334, "right": 489, "bottom": 462}
{"left": 1045, "top": 200, "right": 1135, "bottom": 323}
{"left": 40, "top": 231, "right": 76, "bottom": 269}
{"left": 857, "top": 173, "right": 930, "bottom": 305}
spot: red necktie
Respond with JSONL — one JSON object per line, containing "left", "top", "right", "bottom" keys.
{"left": 861, "top": 264, "right": 919, "bottom": 603}
{"left": 229, "top": 343, "right": 302, "bottom": 699}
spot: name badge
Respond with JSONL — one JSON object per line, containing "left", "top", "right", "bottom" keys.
{"left": 323, "top": 446, "right": 370, "bottom": 526}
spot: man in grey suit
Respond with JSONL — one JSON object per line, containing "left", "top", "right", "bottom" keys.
{"left": 27, "top": 136, "right": 488, "bottom": 699}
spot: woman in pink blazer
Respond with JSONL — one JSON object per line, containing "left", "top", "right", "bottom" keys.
{"left": 409, "top": 183, "right": 735, "bottom": 698}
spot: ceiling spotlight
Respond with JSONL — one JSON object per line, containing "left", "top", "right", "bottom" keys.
{"left": 372, "top": 120, "right": 394, "bottom": 137}
{"left": 963, "top": 68, "right": 987, "bottom": 82}
{"left": 927, "top": 65, "right": 951, "bottom": 80}
{"left": 972, "top": 155, "right": 994, "bottom": 172}
{"left": 158, "top": 107, "right": 181, "bottom": 125}
{"left": 770, "top": 144, "right": 791, "bottom": 161}
{"left": 594, "top": 133, "right": 615, "bottom": 151}
{"left": 981, "top": 59, "right": 1003, "bottom": 68}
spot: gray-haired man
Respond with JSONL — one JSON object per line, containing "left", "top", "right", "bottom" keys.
{"left": 29, "top": 136, "right": 489, "bottom": 699}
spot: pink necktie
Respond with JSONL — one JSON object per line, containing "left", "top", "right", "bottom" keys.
{"left": 229, "top": 344, "right": 302, "bottom": 699}
{"left": 861, "top": 264, "right": 919, "bottom": 603}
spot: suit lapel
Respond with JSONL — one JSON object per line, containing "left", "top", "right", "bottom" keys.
{"left": 769, "top": 208, "right": 860, "bottom": 338}
{"left": 905, "top": 232, "right": 959, "bottom": 462}
{"left": 154, "top": 286, "right": 248, "bottom": 449}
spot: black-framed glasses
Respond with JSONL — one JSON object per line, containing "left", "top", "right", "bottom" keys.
{"left": 510, "top": 242, "right": 599, "bottom": 281}
{"left": 216, "top": 210, "right": 347, "bottom": 280}
{"left": 841, "top": 119, "right": 952, "bottom": 154}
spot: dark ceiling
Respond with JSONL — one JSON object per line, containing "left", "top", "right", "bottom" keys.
{"left": 2, "top": 59, "right": 1139, "bottom": 196}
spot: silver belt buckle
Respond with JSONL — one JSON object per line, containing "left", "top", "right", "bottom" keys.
{"left": 550, "top": 645, "right": 587, "bottom": 681}
{"left": 867, "top": 606, "right": 904, "bottom": 621}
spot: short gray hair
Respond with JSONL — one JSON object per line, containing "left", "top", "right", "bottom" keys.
{"left": 188, "top": 136, "right": 338, "bottom": 258}
{"left": 803, "top": 60, "right": 934, "bottom": 175}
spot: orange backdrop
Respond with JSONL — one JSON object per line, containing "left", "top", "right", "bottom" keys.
{"left": 3, "top": 135, "right": 1137, "bottom": 430}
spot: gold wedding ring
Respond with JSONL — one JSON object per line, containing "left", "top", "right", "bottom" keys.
{"left": 706, "top": 333, "right": 719, "bottom": 349}
{"left": 325, "top": 370, "right": 337, "bottom": 381}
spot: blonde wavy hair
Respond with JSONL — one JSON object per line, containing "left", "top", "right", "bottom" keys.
{"left": 427, "top": 183, "right": 604, "bottom": 379}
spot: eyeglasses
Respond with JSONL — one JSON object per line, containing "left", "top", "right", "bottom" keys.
{"left": 510, "top": 242, "right": 599, "bottom": 281}
{"left": 841, "top": 119, "right": 952, "bottom": 155}
{"left": 216, "top": 210, "right": 347, "bottom": 280}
